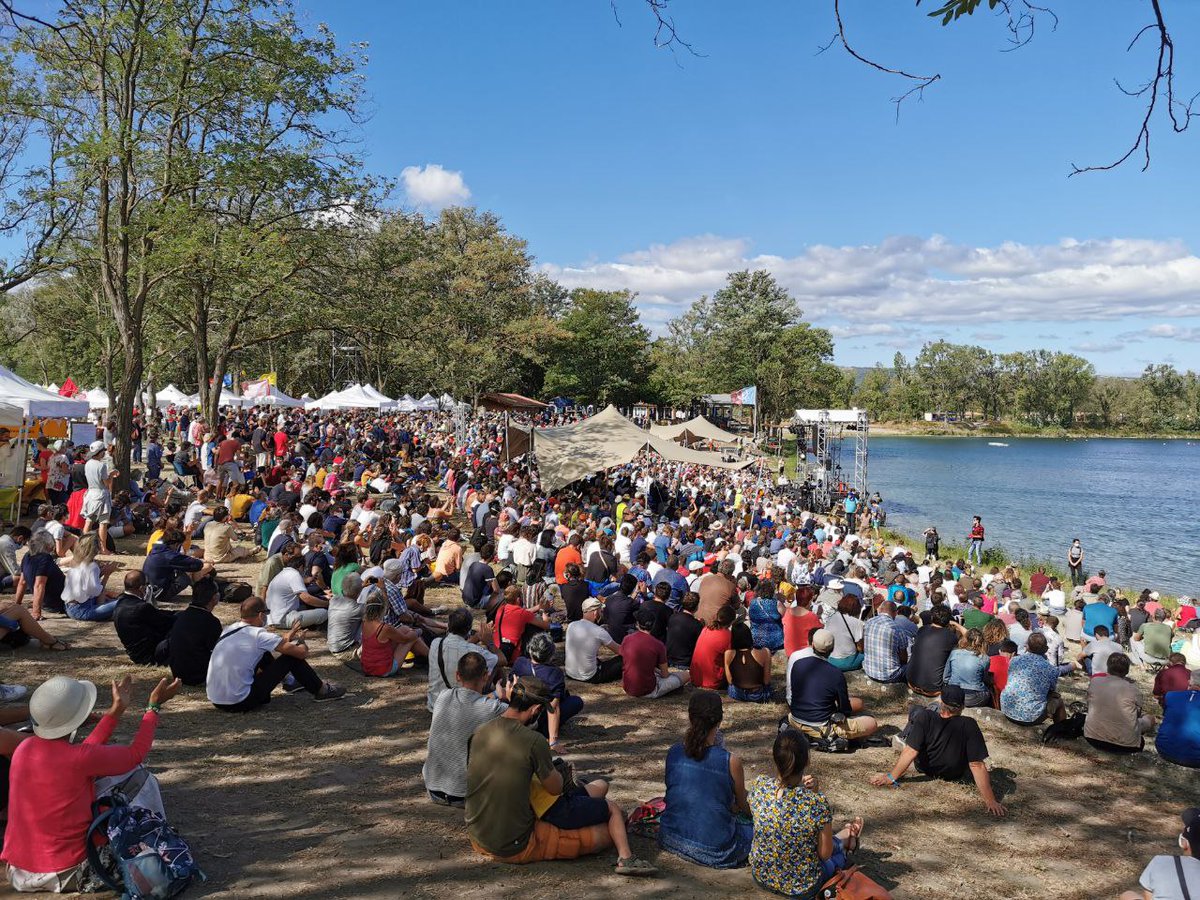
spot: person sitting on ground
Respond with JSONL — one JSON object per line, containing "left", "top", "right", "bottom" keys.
{"left": 0, "top": 525, "right": 30, "bottom": 592}
{"left": 168, "top": 590, "right": 222, "bottom": 686}
{"left": 1083, "top": 652, "right": 1155, "bottom": 754}
{"left": 206, "top": 597, "right": 344, "bottom": 709}
{"left": 944, "top": 627, "right": 992, "bottom": 708}
{"left": 1119, "top": 807, "right": 1200, "bottom": 900}
{"left": 559, "top": 561, "right": 590, "bottom": 622}
{"left": 359, "top": 586, "right": 426, "bottom": 677}
{"left": 690, "top": 604, "right": 735, "bottom": 691}
{"left": 143, "top": 527, "right": 214, "bottom": 603}
{"left": 329, "top": 540, "right": 360, "bottom": 597}
{"left": 60, "top": 533, "right": 119, "bottom": 622}
{"left": 112, "top": 570, "right": 175, "bottom": 666}
{"left": 39, "top": 504, "right": 77, "bottom": 559}
{"left": 1132, "top": 608, "right": 1175, "bottom": 668}
{"left": 493, "top": 584, "right": 550, "bottom": 665}
{"left": 465, "top": 675, "right": 656, "bottom": 875}
{"left": 824, "top": 593, "right": 865, "bottom": 671}
{"left": 428, "top": 607, "right": 498, "bottom": 712}
{"left": 265, "top": 551, "right": 329, "bottom": 628}
{"left": 623, "top": 604, "right": 688, "bottom": 700}
{"left": 749, "top": 726, "right": 863, "bottom": 897}
{"left": 666, "top": 590, "right": 704, "bottom": 669}
{"left": 862, "top": 599, "right": 911, "bottom": 684}
{"left": 423, "top": 652, "right": 511, "bottom": 808}
{"left": 1, "top": 674, "right": 181, "bottom": 893}
{"left": 513, "top": 632, "right": 581, "bottom": 749}
{"left": 1153, "top": 652, "right": 1193, "bottom": 709}
{"left": 638, "top": 578, "right": 673, "bottom": 643}
{"left": 1082, "top": 589, "right": 1118, "bottom": 638}
{"left": 1000, "top": 632, "right": 1066, "bottom": 725}
{"left": 1156, "top": 667, "right": 1200, "bottom": 769}
{"left": 908, "top": 604, "right": 966, "bottom": 697}
{"left": 723, "top": 621, "right": 772, "bottom": 702}
{"left": 203, "top": 505, "right": 258, "bottom": 563}
{"left": 565, "top": 598, "right": 623, "bottom": 683}
{"left": 0, "top": 590, "right": 67, "bottom": 653}
{"left": 602, "top": 574, "right": 639, "bottom": 644}
{"left": 781, "top": 583, "right": 822, "bottom": 659}
{"left": 326, "top": 570, "right": 365, "bottom": 658}
{"left": 870, "top": 683, "right": 1006, "bottom": 816}
{"left": 787, "top": 628, "right": 879, "bottom": 742}
{"left": 658, "top": 689, "right": 752, "bottom": 869}
{"left": 1078, "top": 624, "right": 1123, "bottom": 676}
{"left": 12, "top": 531, "right": 66, "bottom": 621}
{"left": 748, "top": 579, "right": 784, "bottom": 652}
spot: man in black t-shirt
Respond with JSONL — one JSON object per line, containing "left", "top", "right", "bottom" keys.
{"left": 869, "top": 685, "right": 1007, "bottom": 816}
{"left": 169, "top": 592, "right": 223, "bottom": 685}
{"left": 112, "top": 571, "right": 176, "bottom": 665}
{"left": 640, "top": 582, "right": 674, "bottom": 643}
{"left": 665, "top": 592, "right": 704, "bottom": 668}
{"left": 907, "top": 605, "right": 966, "bottom": 696}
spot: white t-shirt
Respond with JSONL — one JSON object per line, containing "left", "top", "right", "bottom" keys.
{"left": 44, "top": 520, "right": 66, "bottom": 543}
{"left": 265, "top": 566, "right": 307, "bottom": 625}
{"left": 825, "top": 611, "right": 865, "bottom": 658}
{"left": 565, "top": 619, "right": 611, "bottom": 681}
{"left": 785, "top": 648, "right": 815, "bottom": 705}
{"left": 1138, "top": 854, "right": 1200, "bottom": 900}
{"left": 496, "top": 533, "right": 516, "bottom": 563}
{"left": 183, "top": 501, "right": 207, "bottom": 529}
{"left": 62, "top": 562, "right": 103, "bottom": 604}
{"left": 206, "top": 624, "right": 283, "bottom": 705}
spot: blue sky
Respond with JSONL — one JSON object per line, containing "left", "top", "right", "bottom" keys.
{"left": 16, "top": 0, "right": 1200, "bottom": 374}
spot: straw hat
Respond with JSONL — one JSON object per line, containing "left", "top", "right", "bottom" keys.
{"left": 29, "top": 676, "right": 97, "bottom": 739}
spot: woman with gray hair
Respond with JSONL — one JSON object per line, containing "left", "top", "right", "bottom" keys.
{"left": 12, "top": 531, "right": 67, "bottom": 621}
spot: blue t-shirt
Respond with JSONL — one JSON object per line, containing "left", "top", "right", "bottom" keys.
{"left": 787, "top": 656, "right": 851, "bottom": 725}
{"left": 1156, "top": 690, "right": 1200, "bottom": 766}
{"left": 844, "top": 498, "right": 858, "bottom": 514}
{"left": 652, "top": 569, "right": 689, "bottom": 604}
{"left": 142, "top": 545, "right": 203, "bottom": 590}
{"left": 653, "top": 534, "right": 670, "bottom": 564}
{"left": 1082, "top": 601, "right": 1118, "bottom": 637}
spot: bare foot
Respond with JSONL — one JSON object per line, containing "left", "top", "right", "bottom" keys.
{"left": 843, "top": 817, "right": 864, "bottom": 853}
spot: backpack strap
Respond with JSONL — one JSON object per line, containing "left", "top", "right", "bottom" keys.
{"left": 85, "top": 805, "right": 124, "bottom": 894}
{"left": 1177, "top": 855, "right": 1193, "bottom": 900}
{"left": 216, "top": 625, "right": 250, "bottom": 644}
{"left": 436, "top": 637, "right": 451, "bottom": 689}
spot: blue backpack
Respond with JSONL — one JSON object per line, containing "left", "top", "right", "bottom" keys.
{"left": 86, "top": 796, "right": 205, "bottom": 899}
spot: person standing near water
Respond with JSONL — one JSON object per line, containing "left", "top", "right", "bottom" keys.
{"left": 923, "top": 527, "right": 940, "bottom": 561}
{"left": 967, "top": 517, "right": 985, "bottom": 567}
{"left": 1067, "top": 539, "right": 1084, "bottom": 587}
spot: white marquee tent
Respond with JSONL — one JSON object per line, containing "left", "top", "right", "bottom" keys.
{"left": 241, "top": 384, "right": 305, "bottom": 408}
{"left": 85, "top": 387, "right": 110, "bottom": 411}
{"left": 0, "top": 366, "right": 90, "bottom": 419}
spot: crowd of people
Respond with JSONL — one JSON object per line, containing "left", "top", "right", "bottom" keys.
{"left": 0, "top": 399, "right": 1196, "bottom": 897}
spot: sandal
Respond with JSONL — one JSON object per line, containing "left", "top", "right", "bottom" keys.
{"left": 44, "top": 640, "right": 70, "bottom": 652}
{"left": 615, "top": 856, "right": 657, "bottom": 877}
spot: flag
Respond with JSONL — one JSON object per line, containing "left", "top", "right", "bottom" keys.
{"left": 256, "top": 371, "right": 277, "bottom": 386}
{"left": 242, "top": 378, "right": 271, "bottom": 399}
{"left": 58, "top": 377, "right": 80, "bottom": 398}
{"left": 222, "top": 373, "right": 233, "bottom": 387}
{"left": 730, "top": 385, "right": 757, "bottom": 406}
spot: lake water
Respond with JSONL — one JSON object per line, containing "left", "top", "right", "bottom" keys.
{"left": 867, "top": 436, "right": 1199, "bottom": 596}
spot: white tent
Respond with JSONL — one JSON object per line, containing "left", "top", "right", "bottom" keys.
{"left": 187, "top": 388, "right": 244, "bottom": 408}
{"left": 145, "top": 384, "right": 195, "bottom": 408}
{"left": 0, "top": 366, "right": 89, "bottom": 419}
{"left": 241, "top": 384, "right": 304, "bottom": 408}
{"left": 306, "top": 384, "right": 393, "bottom": 411}
{"left": 414, "top": 393, "right": 439, "bottom": 411}
{"left": 360, "top": 384, "right": 397, "bottom": 408}
{"left": 395, "top": 394, "right": 417, "bottom": 412}
{"left": 85, "top": 387, "right": 110, "bottom": 410}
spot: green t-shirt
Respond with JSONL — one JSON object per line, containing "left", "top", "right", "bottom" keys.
{"left": 962, "top": 607, "right": 994, "bottom": 632}
{"left": 465, "top": 716, "right": 555, "bottom": 856}
{"left": 1137, "top": 622, "right": 1173, "bottom": 660}
{"left": 330, "top": 562, "right": 360, "bottom": 597}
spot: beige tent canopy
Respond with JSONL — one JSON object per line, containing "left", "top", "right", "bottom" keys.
{"left": 651, "top": 415, "right": 745, "bottom": 445}
{"left": 519, "top": 405, "right": 755, "bottom": 492}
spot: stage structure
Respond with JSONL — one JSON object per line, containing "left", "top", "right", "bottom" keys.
{"left": 791, "top": 408, "right": 869, "bottom": 512}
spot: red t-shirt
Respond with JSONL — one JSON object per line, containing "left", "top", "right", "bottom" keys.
{"left": 988, "top": 655, "right": 1010, "bottom": 696}
{"left": 495, "top": 604, "right": 536, "bottom": 648}
{"left": 622, "top": 630, "right": 666, "bottom": 697}
{"left": 1177, "top": 605, "right": 1197, "bottom": 627}
{"left": 783, "top": 609, "right": 822, "bottom": 658}
{"left": 1029, "top": 572, "right": 1050, "bottom": 597}
{"left": 272, "top": 431, "right": 288, "bottom": 457}
{"left": 215, "top": 438, "right": 241, "bottom": 467}
{"left": 690, "top": 626, "right": 732, "bottom": 690}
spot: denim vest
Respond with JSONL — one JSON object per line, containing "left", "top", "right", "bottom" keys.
{"left": 658, "top": 743, "right": 750, "bottom": 868}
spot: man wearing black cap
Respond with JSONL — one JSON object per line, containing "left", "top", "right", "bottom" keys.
{"left": 1121, "top": 808, "right": 1200, "bottom": 899}
{"left": 869, "top": 685, "right": 1006, "bottom": 817}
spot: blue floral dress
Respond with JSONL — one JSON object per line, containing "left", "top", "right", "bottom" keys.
{"left": 749, "top": 597, "right": 784, "bottom": 652}
{"left": 747, "top": 776, "right": 832, "bottom": 898}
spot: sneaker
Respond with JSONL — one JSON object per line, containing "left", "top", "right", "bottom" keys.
{"left": 429, "top": 605, "right": 447, "bottom": 616}
{"left": 0, "top": 684, "right": 27, "bottom": 702}
{"left": 314, "top": 682, "right": 346, "bottom": 703}
{"left": 282, "top": 675, "right": 306, "bottom": 694}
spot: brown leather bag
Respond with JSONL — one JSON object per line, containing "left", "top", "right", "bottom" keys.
{"left": 820, "top": 865, "right": 894, "bottom": 900}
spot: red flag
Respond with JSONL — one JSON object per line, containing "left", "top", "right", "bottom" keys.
{"left": 58, "top": 377, "right": 79, "bottom": 397}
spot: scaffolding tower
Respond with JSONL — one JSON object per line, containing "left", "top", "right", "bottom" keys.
{"left": 791, "top": 408, "right": 870, "bottom": 512}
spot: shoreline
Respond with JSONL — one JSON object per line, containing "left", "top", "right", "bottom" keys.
{"left": 867, "top": 423, "right": 1200, "bottom": 440}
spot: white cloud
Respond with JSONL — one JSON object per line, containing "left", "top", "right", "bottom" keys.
{"left": 1141, "top": 323, "right": 1200, "bottom": 341}
{"left": 401, "top": 163, "right": 471, "bottom": 209}
{"left": 542, "top": 234, "right": 1200, "bottom": 333}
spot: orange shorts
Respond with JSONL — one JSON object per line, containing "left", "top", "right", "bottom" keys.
{"left": 472, "top": 820, "right": 599, "bottom": 864}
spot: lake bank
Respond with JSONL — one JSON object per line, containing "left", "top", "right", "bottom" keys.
{"left": 868, "top": 421, "right": 1200, "bottom": 439}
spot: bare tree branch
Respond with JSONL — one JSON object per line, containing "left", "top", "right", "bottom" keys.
{"left": 1070, "top": 0, "right": 1196, "bottom": 175}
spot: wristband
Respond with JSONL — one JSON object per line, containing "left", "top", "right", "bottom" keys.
{"left": 886, "top": 773, "right": 900, "bottom": 788}
{"left": 147, "top": 702, "right": 162, "bottom": 714}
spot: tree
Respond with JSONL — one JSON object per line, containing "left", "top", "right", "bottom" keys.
{"left": 543, "top": 289, "right": 651, "bottom": 407}
{"left": 1140, "top": 363, "right": 1184, "bottom": 428}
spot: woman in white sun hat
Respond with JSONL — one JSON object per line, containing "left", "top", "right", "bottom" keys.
{"left": 1, "top": 673, "right": 179, "bottom": 892}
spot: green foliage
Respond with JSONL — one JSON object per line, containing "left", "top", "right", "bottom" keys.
{"left": 918, "top": 0, "right": 1001, "bottom": 26}
{"left": 543, "top": 289, "right": 651, "bottom": 407}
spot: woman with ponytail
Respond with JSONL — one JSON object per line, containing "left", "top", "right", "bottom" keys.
{"left": 657, "top": 690, "right": 752, "bottom": 868}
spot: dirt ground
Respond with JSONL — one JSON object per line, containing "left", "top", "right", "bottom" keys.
{"left": 1, "top": 534, "right": 1193, "bottom": 900}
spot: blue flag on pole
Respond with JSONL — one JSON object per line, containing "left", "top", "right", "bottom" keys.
{"left": 730, "top": 385, "right": 756, "bottom": 406}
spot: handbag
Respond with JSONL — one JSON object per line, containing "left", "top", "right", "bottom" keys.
{"left": 820, "top": 865, "right": 894, "bottom": 900}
